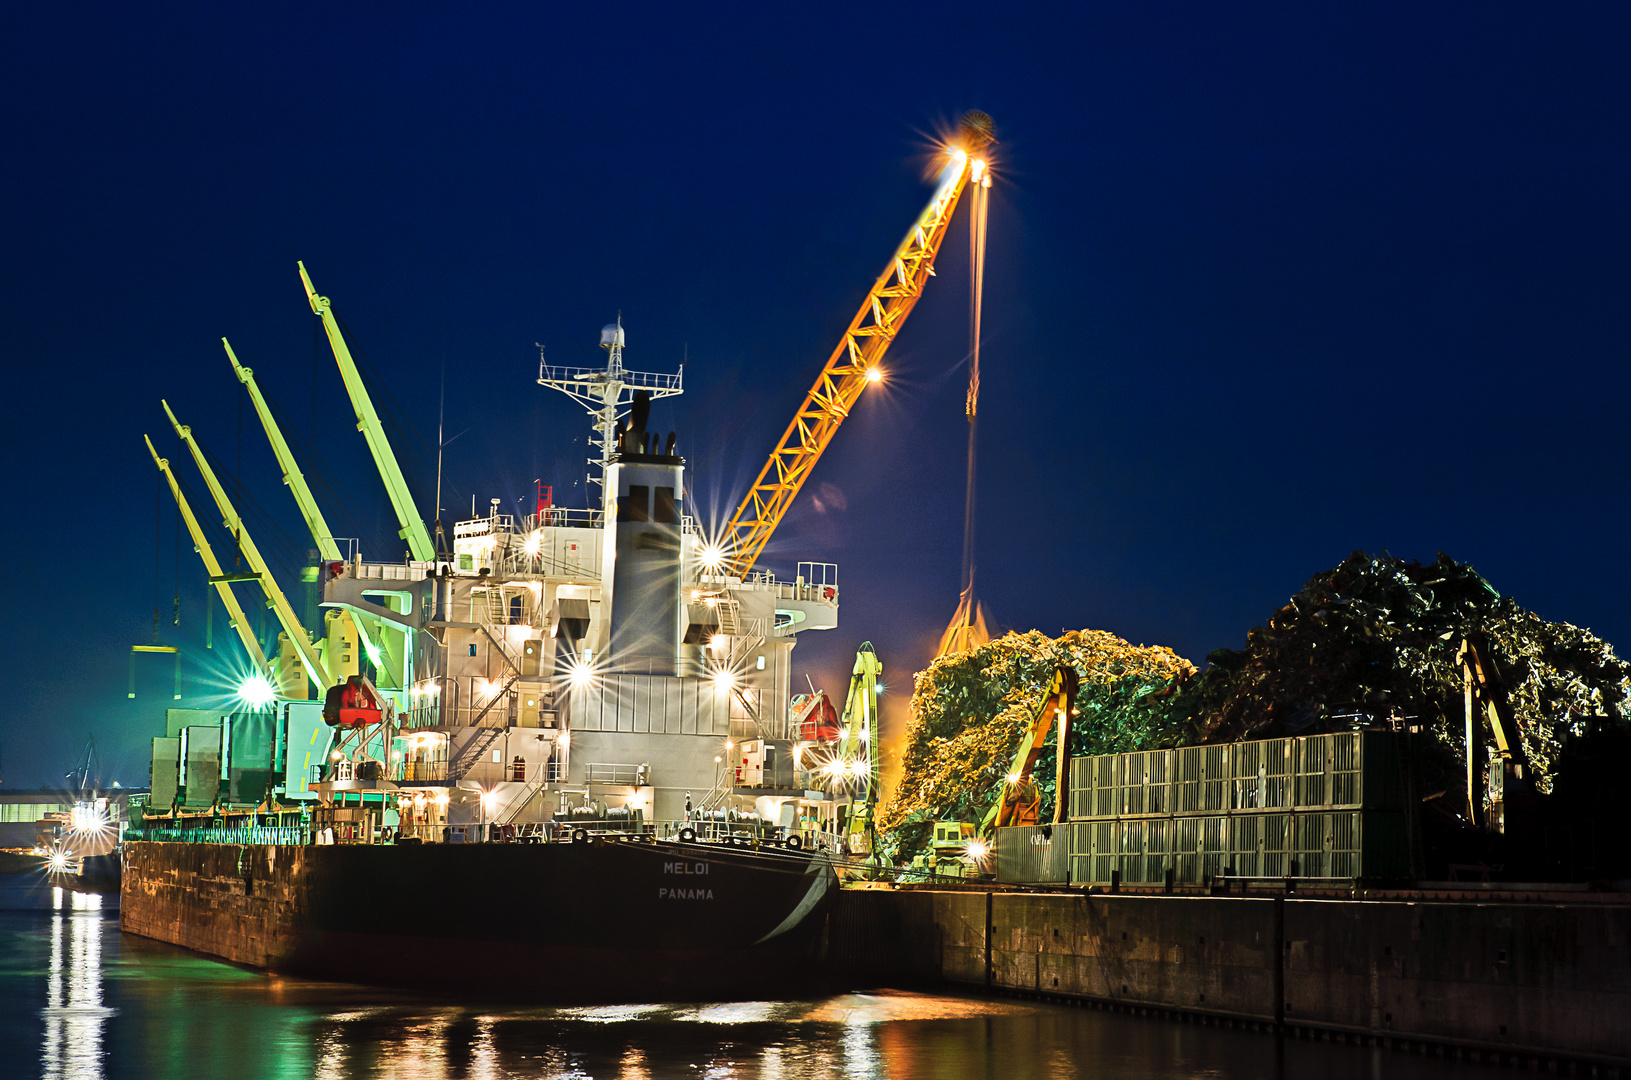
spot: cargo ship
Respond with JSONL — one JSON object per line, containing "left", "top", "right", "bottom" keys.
{"left": 124, "top": 299, "right": 859, "bottom": 997}
{"left": 123, "top": 126, "right": 995, "bottom": 995}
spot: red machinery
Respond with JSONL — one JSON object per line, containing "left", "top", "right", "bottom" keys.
{"left": 323, "top": 674, "right": 387, "bottom": 728}
{"left": 791, "top": 690, "right": 840, "bottom": 744}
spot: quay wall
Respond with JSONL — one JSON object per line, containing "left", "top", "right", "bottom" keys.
{"left": 826, "top": 888, "right": 1631, "bottom": 1066}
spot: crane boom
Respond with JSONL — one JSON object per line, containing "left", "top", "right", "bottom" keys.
{"left": 723, "top": 139, "right": 986, "bottom": 578}
{"left": 162, "top": 400, "right": 331, "bottom": 695}
{"left": 837, "top": 643, "right": 883, "bottom": 850}
{"left": 298, "top": 261, "right": 435, "bottom": 563}
{"left": 225, "top": 338, "right": 344, "bottom": 563}
{"left": 143, "top": 435, "right": 270, "bottom": 675}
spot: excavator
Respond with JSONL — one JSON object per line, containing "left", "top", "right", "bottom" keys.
{"left": 1458, "top": 632, "right": 1534, "bottom": 838}
{"left": 905, "top": 664, "right": 1078, "bottom": 881}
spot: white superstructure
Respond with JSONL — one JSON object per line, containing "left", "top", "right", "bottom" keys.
{"left": 318, "top": 321, "right": 840, "bottom": 840}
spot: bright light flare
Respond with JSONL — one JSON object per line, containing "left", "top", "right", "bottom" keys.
{"left": 238, "top": 674, "right": 276, "bottom": 708}
{"left": 567, "top": 659, "right": 597, "bottom": 690}
{"left": 69, "top": 805, "right": 109, "bottom": 835}
{"left": 971, "top": 159, "right": 987, "bottom": 183}
{"left": 711, "top": 669, "right": 736, "bottom": 691}
{"left": 698, "top": 544, "right": 727, "bottom": 572}
{"left": 709, "top": 633, "right": 728, "bottom": 652}
{"left": 864, "top": 367, "right": 883, "bottom": 384}
{"left": 523, "top": 531, "right": 543, "bottom": 556}
{"left": 47, "top": 851, "right": 70, "bottom": 873}
{"left": 965, "top": 839, "right": 990, "bottom": 861}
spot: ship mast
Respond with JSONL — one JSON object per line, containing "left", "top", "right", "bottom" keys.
{"left": 535, "top": 317, "right": 683, "bottom": 512}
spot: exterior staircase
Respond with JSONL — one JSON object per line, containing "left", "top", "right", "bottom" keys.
{"left": 446, "top": 673, "right": 519, "bottom": 783}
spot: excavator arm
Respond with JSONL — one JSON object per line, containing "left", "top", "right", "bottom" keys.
{"left": 1457, "top": 633, "right": 1530, "bottom": 832}
{"left": 980, "top": 665, "right": 1078, "bottom": 837}
{"left": 299, "top": 262, "right": 435, "bottom": 562}
{"left": 724, "top": 117, "right": 994, "bottom": 578}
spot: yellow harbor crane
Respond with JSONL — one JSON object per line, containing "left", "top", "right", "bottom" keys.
{"left": 980, "top": 665, "right": 1079, "bottom": 837}
{"left": 723, "top": 113, "right": 995, "bottom": 577}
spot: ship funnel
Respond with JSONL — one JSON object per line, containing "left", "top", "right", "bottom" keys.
{"left": 598, "top": 387, "right": 685, "bottom": 675}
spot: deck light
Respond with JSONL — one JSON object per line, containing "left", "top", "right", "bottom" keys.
{"left": 699, "top": 544, "right": 726, "bottom": 572}
{"left": 864, "top": 367, "right": 882, "bottom": 384}
{"left": 523, "top": 531, "right": 543, "bottom": 556}
{"left": 238, "top": 674, "right": 276, "bottom": 708}
{"left": 568, "top": 660, "right": 596, "bottom": 689}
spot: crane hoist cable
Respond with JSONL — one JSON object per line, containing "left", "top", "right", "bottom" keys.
{"left": 722, "top": 112, "right": 996, "bottom": 578}
{"left": 938, "top": 139, "right": 994, "bottom": 658}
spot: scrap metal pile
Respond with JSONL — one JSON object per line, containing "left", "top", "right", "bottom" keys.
{"left": 1167, "top": 550, "right": 1631, "bottom": 798}
{"left": 878, "top": 629, "right": 1194, "bottom": 860}
{"left": 881, "top": 552, "right": 1631, "bottom": 860}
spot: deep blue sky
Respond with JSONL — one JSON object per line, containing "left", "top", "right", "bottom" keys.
{"left": 2, "top": 3, "right": 1626, "bottom": 788}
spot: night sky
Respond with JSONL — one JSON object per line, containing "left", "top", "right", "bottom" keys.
{"left": 2, "top": 4, "right": 1626, "bottom": 789}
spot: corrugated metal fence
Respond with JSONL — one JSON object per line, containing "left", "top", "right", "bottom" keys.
{"left": 1054, "top": 731, "right": 1414, "bottom": 886}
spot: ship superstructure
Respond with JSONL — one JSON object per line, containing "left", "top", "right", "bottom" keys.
{"left": 316, "top": 317, "right": 842, "bottom": 841}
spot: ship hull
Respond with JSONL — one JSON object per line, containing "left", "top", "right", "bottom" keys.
{"left": 122, "top": 838, "right": 838, "bottom": 1001}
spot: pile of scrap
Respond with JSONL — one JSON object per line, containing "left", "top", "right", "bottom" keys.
{"left": 879, "top": 629, "right": 1194, "bottom": 860}
{"left": 1159, "top": 551, "right": 1631, "bottom": 798}
{"left": 880, "top": 551, "right": 1631, "bottom": 864}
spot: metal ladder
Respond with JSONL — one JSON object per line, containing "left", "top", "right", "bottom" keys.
{"left": 497, "top": 766, "right": 553, "bottom": 825}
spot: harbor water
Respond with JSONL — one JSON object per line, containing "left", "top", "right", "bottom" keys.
{"left": 0, "top": 880, "right": 1491, "bottom": 1080}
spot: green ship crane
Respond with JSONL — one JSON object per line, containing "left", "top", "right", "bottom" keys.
{"left": 225, "top": 338, "right": 364, "bottom": 685}
{"left": 225, "top": 338, "right": 343, "bottom": 562}
{"left": 163, "top": 400, "right": 332, "bottom": 696}
{"left": 298, "top": 261, "right": 435, "bottom": 563}
{"left": 143, "top": 435, "right": 270, "bottom": 676}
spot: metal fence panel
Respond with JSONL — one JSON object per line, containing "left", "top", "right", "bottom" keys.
{"left": 995, "top": 824, "right": 1070, "bottom": 884}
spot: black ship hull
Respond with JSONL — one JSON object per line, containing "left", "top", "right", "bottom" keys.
{"left": 122, "top": 838, "right": 839, "bottom": 1001}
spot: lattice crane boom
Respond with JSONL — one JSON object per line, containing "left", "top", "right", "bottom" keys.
{"left": 723, "top": 122, "right": 992, "bottom": 578}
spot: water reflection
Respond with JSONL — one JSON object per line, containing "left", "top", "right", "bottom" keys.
{"left": 41, "top": 887, "right": 112, "bottom": 1080}
{"left": 0, "top": 906, "right": 1496, "bottom": 1080}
